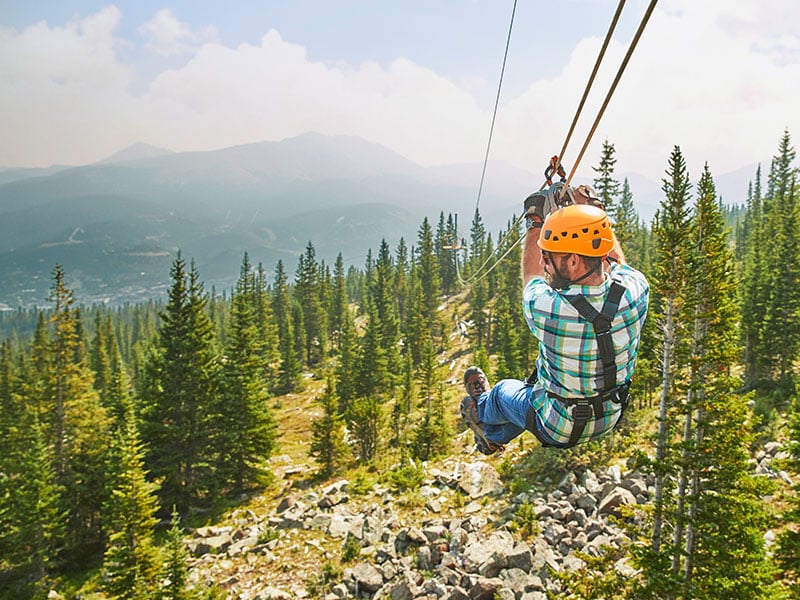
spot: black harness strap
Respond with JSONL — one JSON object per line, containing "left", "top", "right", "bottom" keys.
{"left": 566, "top": 281, "right": 626, "bottom": 391}
{"left": 558, "top": 280, "right": 627, "bottom": 446}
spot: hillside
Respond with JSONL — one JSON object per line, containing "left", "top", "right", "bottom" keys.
{"left": 154, "top": 295, "right": 795, "bottom": 600}
{"left": 0, "top": 133, "right": 760, "bottom": 309}
{"left": 0, "top": 134, "right": 533, "bottom": 308}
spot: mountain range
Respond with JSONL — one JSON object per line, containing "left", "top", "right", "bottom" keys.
{"left": 0, "top": 133, "right": 758, "bottom": 309}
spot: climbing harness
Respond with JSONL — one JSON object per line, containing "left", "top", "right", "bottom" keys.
{"left": 524, "top": 280, "right": 631, "bottom": 448}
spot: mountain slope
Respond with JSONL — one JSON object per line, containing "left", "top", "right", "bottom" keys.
{"left": 0, "top": 134, "right": 535, "bottom": 307}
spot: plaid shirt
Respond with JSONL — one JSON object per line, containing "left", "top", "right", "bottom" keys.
{"left": 522, "top": 263, "right": 649, "bottom": 445}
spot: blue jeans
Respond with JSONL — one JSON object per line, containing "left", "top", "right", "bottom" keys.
{"left": 477, "top": 378, "right": 537, "bottom": 445}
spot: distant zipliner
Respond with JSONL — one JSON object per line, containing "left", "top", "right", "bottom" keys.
{"left": 442, "top": 237, "right": 467, "bottom": 251}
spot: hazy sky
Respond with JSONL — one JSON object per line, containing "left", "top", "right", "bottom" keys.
{"left": 1, "top": 0, "right": 798, "bottom": 184}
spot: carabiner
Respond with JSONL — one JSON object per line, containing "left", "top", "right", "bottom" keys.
{"left": 544, "top": 155, "right": 567, "bottom": 185}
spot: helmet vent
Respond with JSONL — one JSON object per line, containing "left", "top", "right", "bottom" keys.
{"left": 572, "top": 233, "right": 579, "bottom": 239}
{"left": 582, "top": 228, "right": 589, "bottom": 233}
{"left": 592, "top": 238, "right": 601, "bottom": 250}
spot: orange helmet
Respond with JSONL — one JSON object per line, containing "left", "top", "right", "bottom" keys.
{"left": 538, "top": 204, "right": 614, "bottom": 257}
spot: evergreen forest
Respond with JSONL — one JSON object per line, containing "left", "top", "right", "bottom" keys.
{"left": 2, "top": 131, "right": 800, "bottom": 599}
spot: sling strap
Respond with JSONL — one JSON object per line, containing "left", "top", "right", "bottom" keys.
{"left": 558, "top": 280, "right": 627, "bottom": 446}
{"left": 565, "top": 281, "right": 626, "bottom": 392}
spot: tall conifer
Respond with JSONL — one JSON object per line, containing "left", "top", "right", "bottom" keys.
{"left": 592, "top": 139, "right": 621, "bottom": 216}
{"left": 140, "top": 254, "right": 219, "bottom": 512}
{"left": 646, "top": 146, "right": 692, "bottom": 572}
{"left": 102, "top": 401, "right": 160, "bottom": 600}
{"left": 309, "top": 379, "right": 348, "bottom": 477}
{"left": 215, "top": 255, "right": 278, "bottom": 493}
{"left": 295, "top": 242, "right": 327, "bottom": 366}
{"left": 273, "top": 260, "right": 302, "bottom": 394}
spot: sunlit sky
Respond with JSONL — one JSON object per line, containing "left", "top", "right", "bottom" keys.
{"left": 1, "top": 0, "right": 799, "bottom": 184}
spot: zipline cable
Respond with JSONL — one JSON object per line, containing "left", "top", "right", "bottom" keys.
{"left": 474, "top": 0, "right": 518, "bottom": 215}
{"left": 453, "top": 0, "right": 519, "bottom": 287}
{"left": 550, "top": 0, "right": 626, "bottom": 189}
{"left": 562, "top": 0, "right": 658, "bottom": 193}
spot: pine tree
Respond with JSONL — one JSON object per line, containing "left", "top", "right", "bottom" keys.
{"left": 370, "top": 240, "right": 400, "bottom": 390}
{"left": 467, "top": 207, "right": 491, "bottom": 355}
{"left": 411, "top": 339, "right": 450, "bottom": 460}
{"left": 354, "top": 297, "right": 389, "bottom": 399}
{"left": 335, "top": 307, "right": 359, "bottom": 412}
{"left": 140, "top": 254, "right": 219, "bottom": 512}
{"left": 614, "top": 178, "right": 639, "bottom": 259}
{"left": 740, "top": 165, "right": 767, "bottom": 388}
{"left": 645, "top": 146, "right": 692, "bottom": 577}
{"left": 254, "top": 261, "right": 280, "bottom": 384}
{"left": 347, "top": 394, "right": 382, "bottom": 464}
{"left": 295, "top": 242, "right": 328, "bottom": 366}
{"left": 44, "top": 265, "right": 112, "bottom": 557}
{"left": 592, "top": 139, "right": 621, "bottom": 216}
{"left": 215, "top": 255, "right": 278, "bottom": 493}
{"left": 330, "top": 254, "right": 349, "bottom": 349}
{"left": 491, "top": 220, "right": 525, "bottom": 379}
{"left": 760, "top": 130, "right": 800, "bottom": 392}
{"left": 776, "top": 406, "right": 800, "bottom": 597}
{"left": 273, "top": 260, "right": 302, "bottom": 394}
{"left": 160, "top": 510, "right": 191, "bottom": 600}
{"left": 415, "top": 218, "right": 442, "bottom": 341}
{"left": 435, "top": 212, "right": 458, "bottom": 295}
{"left": 90, "top": 311, "right": 113, "bottom": 407}
{"left": 309, "top": 379, "right": 348, "bottom": 478}
{"left": 102, "top": 401, "right": 160, "bottom": 600}
{"left": 674, "top": 165, "right": 776, "bottom": 598}
{"left": 0, "top": 412, "right": 64, "bottom": 598}
{"left": 394, "top": 238, "right": 411, "bottom": 332}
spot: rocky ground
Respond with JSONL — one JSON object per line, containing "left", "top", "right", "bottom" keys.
{"left": 182, "top": 438, "right": 791, "bottom": 600}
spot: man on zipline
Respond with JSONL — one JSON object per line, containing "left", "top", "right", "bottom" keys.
{"left": 461, "top": 185, "right": 649, "bottom": 453}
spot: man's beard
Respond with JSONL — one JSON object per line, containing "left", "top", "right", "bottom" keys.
{"left": 546, "top": 263, "right": 573, "bottom": 290}
{"left": 547, "top": 272, "right": 572, "bottom": 290}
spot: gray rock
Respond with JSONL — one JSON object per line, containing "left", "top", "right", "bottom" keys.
{"left": 389, "top": 574, "right": 420, "bottom": 600}
{"left": 276, "top": 495, "right": 296, "bottom": 513}
{"left": 598, "top": 487, "right": 637, "bottom": 517}
{"left": 508, "top": 542, "right": 533, "bottom": 571}
{"left": 444, "top": 587, "right": 470, "bottom": 600}
{"left": 257, "top": 587, "right": 293, "bottom": 600}
{"left": 463, "top": 530, "right": 514, "bottom": 577}
{"left": 228, "top": 535, "right": 259, "bottom": 556}
{"left": 468, "top": 577, "right": 504, "bottom": 600}
{"left": 458, "top": 461, "right": 504, "bottom": 499}
{"left": 346, "top": 562, "right": 383, "bottom": 594}
{"left": 500, "top": 567, "right": 531, "bottom": 595}
{"left": 576, "top": 493, "right": 597, "bottom": 513}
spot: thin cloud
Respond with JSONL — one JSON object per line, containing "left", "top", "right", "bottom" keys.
{"left": 0, "top": 1, "right": 798, "bottom": 186}
{"left": 139, "top": 8, "right": 218, "bottom": 57}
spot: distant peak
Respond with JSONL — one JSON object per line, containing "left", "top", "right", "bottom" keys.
{"left": 97, "top": 143, "right": 175, "bottom": 164}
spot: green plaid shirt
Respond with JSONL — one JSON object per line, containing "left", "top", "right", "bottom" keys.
{"left": 522, "top": 263, "right": 649, "bottom": 445}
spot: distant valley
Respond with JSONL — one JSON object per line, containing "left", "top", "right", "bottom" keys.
{"left": 0, "top": 133, "right": 755, "bottom": 309}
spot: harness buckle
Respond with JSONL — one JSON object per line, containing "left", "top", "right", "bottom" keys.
{"left": 570, "top": 401, "right": 594, "bottom": 422}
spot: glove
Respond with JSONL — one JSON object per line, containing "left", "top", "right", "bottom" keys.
{"left": 523, "top": 191, "right": 546, "bottom": 220}
{"left": 574, "top": 184, "right": 605, "bottom": 210}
